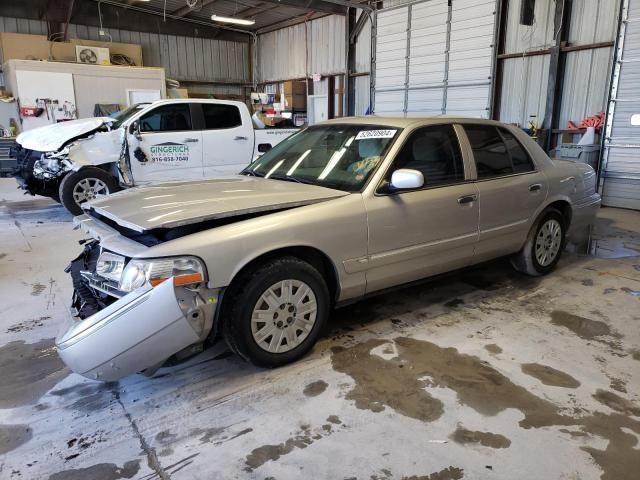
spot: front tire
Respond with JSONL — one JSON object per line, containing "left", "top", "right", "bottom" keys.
{"left": 59, "top": 167, "right": 119, "bottom": 216}
{"left": 511, "top": 208, "right": 566, "bottom": 276}
{"left": 221, "top": 257, "right": 330, "bottom": 367}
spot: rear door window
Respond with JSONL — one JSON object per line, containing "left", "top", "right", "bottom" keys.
{"left": 202, "top": 103, "right": 243, "bottom": 129}
{"left": 499, "top": 128, "right": 536, "bottom": 173}
{"left": 464, "top": 125, "right": 512, "bottom": 179}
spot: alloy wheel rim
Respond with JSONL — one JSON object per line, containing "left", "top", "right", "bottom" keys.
{"left": 535, "top": 219, "right": 562, "bottom": 267}
{"left": 250, "top": 279, "right": 318, "bottom": 354}
{"left": 72, "top": 178, "right": 109, "bottom": 205}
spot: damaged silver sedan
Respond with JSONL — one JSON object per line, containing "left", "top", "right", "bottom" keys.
{"left": 56, "top": 117, "right": 601, "bottom": 380}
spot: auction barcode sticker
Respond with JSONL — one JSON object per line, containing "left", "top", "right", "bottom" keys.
{"left": 355, "top": 129, "right": 397, "bottom": 140}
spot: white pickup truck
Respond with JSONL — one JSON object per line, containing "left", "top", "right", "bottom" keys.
{"left": 14, "top": 99, "right": 298, "bottom": 215}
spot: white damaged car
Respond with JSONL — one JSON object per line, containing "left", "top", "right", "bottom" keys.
{"left": 14, "top": 99, "right": 297, "bottom": 215}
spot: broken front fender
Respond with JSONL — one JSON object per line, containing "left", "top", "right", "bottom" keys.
{"left": 67, "top": 128, "right": 124, "bottom": 170}
{"left": 56, "top": 278, "right": 219, "bottom": 381}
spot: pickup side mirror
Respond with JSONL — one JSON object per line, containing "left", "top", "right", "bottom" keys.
{"left": 390, "top": 169, "right": 424, "bottom": 191}
{"left": 129, "top": 121, "right": 142, "bottom": 140}
{"left": 258, "top": 143, "right": 272, "bottom": 153}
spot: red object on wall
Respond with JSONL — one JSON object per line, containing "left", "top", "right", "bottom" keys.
{"left": 20, "top": 106, "right": 44, "bottom": 117}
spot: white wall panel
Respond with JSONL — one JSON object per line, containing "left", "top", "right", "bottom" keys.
{"left": 499, "top": 54, "right": 549, "bottom": 126}
{"left": 257, "top": 15, "right": 346, "bottom": 83}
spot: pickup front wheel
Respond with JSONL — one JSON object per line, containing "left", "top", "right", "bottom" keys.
{"left": 59, "top": 167, "right": 119, "bottom": 216}
{"left": 222, "top": 257, "right": 330, "bottom": 367}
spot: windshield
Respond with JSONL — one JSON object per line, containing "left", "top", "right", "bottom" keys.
{"left": 108, "top": 103, "right": 149, "bottom": 129}
{"left": 244, "top": 124, "right": 401, "bottom": 192}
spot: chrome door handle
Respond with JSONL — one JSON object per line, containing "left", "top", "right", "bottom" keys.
{"left": 457, "top": 194, "right": 477, "bottom": 205}
{"left": 183, "top": 138, "right": 199, "bottom": 143}
{"left": 528, "top": 183, "right": 542, "bottom": 192}
{"left": 234, "top": 136, "right": 249, "bottom": 141}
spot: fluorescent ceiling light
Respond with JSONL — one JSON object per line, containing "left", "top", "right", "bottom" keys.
{"left": 211, "top": 15, "right": 255, "bottom": 26}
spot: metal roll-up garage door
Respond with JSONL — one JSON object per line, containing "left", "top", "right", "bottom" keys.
{"left": 601, "top": 0, "right": 640, "bottom": 210}
{"left": 373, "top": 0, "right": 497, "bottom": 117}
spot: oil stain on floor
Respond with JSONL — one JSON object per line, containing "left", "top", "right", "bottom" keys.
{"left": 521, "top": 363, "right": 581, "bottom": 388}
{"left": 331, "top": 337, "right": 640, "bottom": 480}
{"left": 303, "top": 380, "right": 328, "bottom": 397}
{"left": 550, "top": 310, "right": 619, "bottom": 340}
{"left": 48, "top": 460, "right": 140, "bottom": 480}
{"left": 450, "top": 426, "right": 511, "bottom": 449}
{"left": 0, "top": 338, "right": 68, "bottom": 409}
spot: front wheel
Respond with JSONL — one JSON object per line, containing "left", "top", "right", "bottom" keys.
{"left": 511, "top": 208, "right": 566, "bottom": 276}
{"left": 59, "top": 167, "right": 119, "bottom": 216}
{"left": 221, "top": 257, "right": 330, "bottom": 367}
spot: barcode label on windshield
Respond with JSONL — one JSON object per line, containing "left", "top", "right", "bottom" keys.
{"left": 355, "top": 129, "right": 397, "bottom": 140}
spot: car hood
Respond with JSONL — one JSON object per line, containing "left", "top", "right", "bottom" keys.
{"left": 16, "top": 117, "right": 113, "bottom": 152}
{"left": 84, "top": 176, "right": 350, "bottom": 232}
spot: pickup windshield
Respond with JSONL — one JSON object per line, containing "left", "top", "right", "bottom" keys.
{"left": 244, "top": 124, "right": 401, "bottom": 192}
{"left": 108, "top": 103, "right": 149, "bottom": 130}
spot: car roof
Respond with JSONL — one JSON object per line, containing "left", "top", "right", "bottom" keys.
{"left": 149, "top": 98, "right": 247, "bottom": 107}
{"left": 322, "top": 116, "right": 506, "bottom": 128}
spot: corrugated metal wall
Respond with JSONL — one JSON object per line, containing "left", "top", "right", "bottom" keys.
{"left": 498, "top": 0, "right": 618, "bottom": 127}
{"left": 601, "top": 0, "right": 640, "bottom": 209}
{"left": 0, "top": 15, "right": 250, "bottom": 84}
{"left": 257, "top": 15, "right": 346, "bottom": 83}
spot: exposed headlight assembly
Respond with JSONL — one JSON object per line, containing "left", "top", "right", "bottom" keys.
{"left": 119, "top": 257, "right": 206, "bottom": 293}
{"left": 96, "top": 252, "right": 125, "bottom": 282}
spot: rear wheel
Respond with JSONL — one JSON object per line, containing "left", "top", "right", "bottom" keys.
{"left": 511, "top": 208, "right": 566, "bottom": 276}
{"left": 221, "top": 257, "right": 330, "bottom": 367}
{"left": 59, "top": 167, "right": 119, "bottom": 216}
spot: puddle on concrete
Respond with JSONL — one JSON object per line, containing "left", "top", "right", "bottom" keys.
{"left": 484, "top": 344, "right": 502, "bottom": 354}
{"left": 0, "top": 338, "right": 68, "bottom": 409}
{"left": 450, "top": 426, "right": 511, "bottom": 449}
{"left": 0, "top": 424, "right": 33, "bottom": 455}
{"left": 569, "top": 216, "right": 640, "bottom": 259}
{"left": 331, "top": 338, "right": 567, "bottom": 428}
{"left": 550, "top": 310, "right": 618, "bottom": 340}
{"left": 593, "top": 390, "right": 640, "bottom": 416}
{"left": 332, "top": 337, "right": 640, "bottom": 480}
{"left": 48, "top": 460, "right": 140, "bottom": 480}
{"left": 303, "top": 380, "right": 328, "bottom": 397}
{"left": 521, "top": 363, "right": 581, "bottom": 388}
{"left": 49, "top": 382, "right": 118, "bottom": 412}
{"left": 402, "top": 466, "right": 464, "bottom": 480}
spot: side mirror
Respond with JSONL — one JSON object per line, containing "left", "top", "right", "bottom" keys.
{"left": 130, "top": 121, "right": 142, "bottom": 140}
{"left": 257, "top": 143, "right": 272, "bottom": 153}
{"left": 390, "top": 169, "right": 424, "bottom": 191}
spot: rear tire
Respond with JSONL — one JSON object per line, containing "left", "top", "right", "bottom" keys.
{"left": 59, "top": 167, "right": 119, "bottom": 216}
{"left": 511, "top": 208, "right": 566, "bottom": 276}
{"left": 221, "top": 256, "right": 330, "bottom": 367}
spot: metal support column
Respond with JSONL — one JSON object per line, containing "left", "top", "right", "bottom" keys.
{"left": 542, "top": 0, "right": 573, "bottom": 151}
{"left": 346, "top": 7, "right": 357, "bottom": 116}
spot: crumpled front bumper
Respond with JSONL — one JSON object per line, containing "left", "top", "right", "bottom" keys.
{"left": 56, "top": 278, "right": 218, "bottom": 381}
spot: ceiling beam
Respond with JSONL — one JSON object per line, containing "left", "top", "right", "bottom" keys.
{"left": 172, "top": 0, "right": 220, "bottom": 18}
{"left": 235, "top": 2, "right": 280, "bottom": 18}
{"left": 256, "top": 0, "right": 346, "bottom": 16}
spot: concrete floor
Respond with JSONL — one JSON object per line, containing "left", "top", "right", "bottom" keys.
{"left": 0, "top": 178, "right": 639, "bottom": 480}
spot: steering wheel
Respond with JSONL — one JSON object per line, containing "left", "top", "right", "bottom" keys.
{"left": 141, "top": 121, "right": 153, "bottom": 132}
